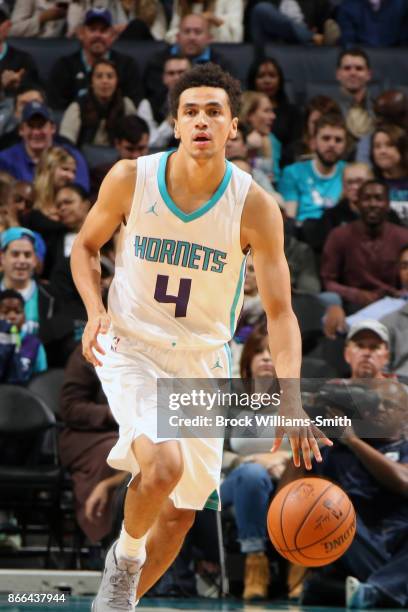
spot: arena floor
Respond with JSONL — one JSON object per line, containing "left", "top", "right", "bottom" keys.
{"left": 0, "top": 596, "right": 399, "bottom": 611}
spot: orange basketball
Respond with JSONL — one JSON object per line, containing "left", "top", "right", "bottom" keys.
{"left": 267, "top": 477, "right": 356, "bottom": 567}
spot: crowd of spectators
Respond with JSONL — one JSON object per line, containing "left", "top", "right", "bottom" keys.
{"left": 0, "top": 0, "right": 407, "bottom": 608}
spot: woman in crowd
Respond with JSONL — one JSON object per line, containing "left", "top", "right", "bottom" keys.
{"left": 221, "top": 324, "right": 290, "bottom": 601}
{"left": 371, "top": 124, "right": 408, "bottom": 226}
{"left": 165, "top": 0, "right": 244, "bottom": 43}
{"left": 239, "top": 91, "right": 281, "bottom": 185}
{"left": 34, "top": 147, "right": 76, "bottom": 221}
{"left": 59, "top": 59, "right": 137, "bottom": 148}
{"left": 247, "top": 56, "right": 301, "bottom": 155}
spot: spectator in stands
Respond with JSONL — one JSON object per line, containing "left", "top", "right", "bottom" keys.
{"left": 138, "top": 55, "right": 191, "bottom": 149}
{"left": 240, "top": 91, "right": 281, "bottom": 185}
{"left": 287, "top": 377, "right": 408, "bottom": 608}
{"left": 248, "top": 0, "right": 334, "bottom": 46}
{"left": 338, "top": 0, "right": 408, "bottom": 48}
{"left": 9, "top": 0, "right": 87, "bottom": 38}
{"left": 59, "top": 59, "right": 137, "bottom": 148}
{"left": 5, "top": 181, "right": 34, "bottom": 227}
{"left": 90, "top": 115, "right": 149, "bottom": 198}
{"left": 0, "top": 84, "right": 46, "bottom": 149}
{"left": 381, "top": 244, "right": 408, "bottom": 377}
{"left": 246, "top": 56, "right": 301, "bottom": 156}
{"left": 0, "top": 101, "right": 90, "bottom": 192}
{"left": 278, "top": 113, "right": 347, "bottom": 221}
{"left": 144, "top": 14, "right": 230, "bottom": 125}
{"left": 0, "top": 288, "right": 47, "bottom": 383}
{"left": 33, "top": 147, "right": 76, "bottom": 222}
{"left": 0, "top": 227, "right": 54, "bottom": 336}
{"left": 166, "top": 0, "right": 244, "bottom": 43}
{"left": 303, "top": 162, "right": 373, "bottom": 255}
{"left": 48, "top": 8, "right": 142, "bottom": 110}
{"left": 371, "top": 124, "right": 408, "bottom": 226}
{"left": 222, "top": 324, "right": 289, "bottom": 600}
{"left": 59, "top": 343, "right": 124, "bottom": 545}
{"left": 46, "top": 184, "right": 91, "bottom": 314}
{"left": 292, "top": 95, "right": 342, "bottom": 161}
{"left": 321, "top": 179, "right": 408, "bottom": 316}
{"left": 0, "top": 1, "right": 40, "bottom": 96}
{"left": 335, "top": 48, "right": 374, "bottom": 142}
{"left": 226, "top": 126, "right": 279, "bottom": 196}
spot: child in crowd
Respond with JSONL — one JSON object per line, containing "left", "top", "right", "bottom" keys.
{"left": 0, "top": 289, "right": 47, "bottom": 384}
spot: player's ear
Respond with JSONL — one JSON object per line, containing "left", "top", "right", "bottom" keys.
{"left": 228, "top": 117, "right": 238, "bottom": 140}
{"left": 173, "top": 117, "right": 181, "bottom": 140}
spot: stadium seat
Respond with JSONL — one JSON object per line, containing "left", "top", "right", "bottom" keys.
{"left": 81, "top": 144, "right": 118, "bottom": 169}
{"left": 28, "top": 368, "right": 65, "bottom": 420}
{"left": 0, "top": 386, "right": 61, "bottom": 564}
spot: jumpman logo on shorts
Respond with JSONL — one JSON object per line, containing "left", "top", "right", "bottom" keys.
{"left": 211, "top": 358, "right": 223, "bottom": 370}
{"left": 145, "top": 202, "right": 159, "bottom": 216}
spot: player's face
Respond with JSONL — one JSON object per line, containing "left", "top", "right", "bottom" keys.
{"left": 336, "top": 55, "right": 371, "bottom": 94}
{"left": 174, "top": 87, "right": 238, "bottom": 159}
{"left": 0, "top": 297, "right": 25, "bottom": 329}
{"left": 314, "top": 126, "right": 346, "bottom": 167}
{"left": 344, "top": 331, "right": 389, "bottom": 378}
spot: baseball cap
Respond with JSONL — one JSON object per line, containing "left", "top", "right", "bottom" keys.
{"left": 0, "top": 227, "right": 36, "bottom": 251}
{"left": 0, "top": 0, "right": 10, "bottom": 20}
{"left": 346, "top": 319, "right": 390, "bottom": 345}
{"left": 22, "top": 101, "right": 52, "bottom": 123}
{"left": 84, "top": 8, "right": 112, "bottom": 27}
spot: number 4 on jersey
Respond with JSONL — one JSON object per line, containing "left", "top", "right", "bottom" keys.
{"left": 154, "top": 274, "right": 192, "bottom": 317}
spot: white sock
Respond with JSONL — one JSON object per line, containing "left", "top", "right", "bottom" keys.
{"left": 116, "top": 523, "right": 147, "bottom": 562}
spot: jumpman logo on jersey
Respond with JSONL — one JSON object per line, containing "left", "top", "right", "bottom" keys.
{"left": 211, "top": 358, "right": 223, "bottom": 370}
{"left": 145, "top": 202, "right": 159, "bottom": 216}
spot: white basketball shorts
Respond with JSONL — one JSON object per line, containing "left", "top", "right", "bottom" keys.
{"left": 95, "top": 331, "right": 231, "bottom": 511}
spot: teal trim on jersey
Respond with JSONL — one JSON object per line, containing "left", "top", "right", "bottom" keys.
{"left": 224, "top": 343, "right": 232, "bottom": 378}
{"left": 158, "top": 150, "right": 233, "bottom": 223}
{"left": 204, "top": 489, "right": 219, "bottom": 511}
{"left": 230, "top": 256, "right": 247, "bottom": 336}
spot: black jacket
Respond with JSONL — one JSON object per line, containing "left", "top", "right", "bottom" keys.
{"left": 47, "top": 49, "right": 143, "bottom": 110}
{"left": 0, "top": 44, "right": 40, "bottom": 95}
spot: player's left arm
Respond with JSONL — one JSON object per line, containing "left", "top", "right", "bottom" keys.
{"left": 241, "top": 182, "right": 332, "bottom": 469}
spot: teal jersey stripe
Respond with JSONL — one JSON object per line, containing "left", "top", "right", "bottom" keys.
{"left": 230, "top": 256, "right": 247, "bottom": 337}
{"left": 157, "top": 150, "right": 233, "bottom": 223}
{"left": 204, "top": 489, "right": 220, "bottom": 511}
{"left": 224, "top": 343, "right": 232, "bottom": 378}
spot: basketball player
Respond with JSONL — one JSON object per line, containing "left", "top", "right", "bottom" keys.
{"left": 71, "top": 64, "right": 332, "bottom": 611}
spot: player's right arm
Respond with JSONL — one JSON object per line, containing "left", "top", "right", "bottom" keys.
{"left": 71, "top": 160, "right": 136, "bottom": 366}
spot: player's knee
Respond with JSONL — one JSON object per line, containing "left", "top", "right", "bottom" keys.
{"left": 168, "top": 509, "right": 196, "bottom": 535}
{"left": 145, "top": 460, "right": 184, "bottom": 493}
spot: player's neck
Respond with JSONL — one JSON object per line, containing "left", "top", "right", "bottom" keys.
{"left": 170, "top": 149, "right": 227, "bottom": 197}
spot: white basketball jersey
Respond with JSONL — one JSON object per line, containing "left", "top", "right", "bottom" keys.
{"left": 108, "top": 151, "right": 252, "bottom": 351}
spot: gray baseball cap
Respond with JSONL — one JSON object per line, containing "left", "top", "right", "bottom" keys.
{"left": 346, "top": 319, "right": 390, "bottom": 345}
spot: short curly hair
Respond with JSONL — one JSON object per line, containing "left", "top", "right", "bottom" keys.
{"left": 169, "top": 63, "right": 242, "bottom": 119}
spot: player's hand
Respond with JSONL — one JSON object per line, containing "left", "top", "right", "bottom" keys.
{"left": 82, "top": 311, "right": 111, "bottom": 367}
{"left": 271, "top": 407, "right": 333, "bottom": 470}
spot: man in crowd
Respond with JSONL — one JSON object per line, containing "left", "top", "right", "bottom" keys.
{"left": 338, "top": 0, "right": 408, "bottom": 48}
{"left": 90, "top": 115, "right": 149, "bottom": 198}
{"left": 0, "top": 0, "right": 40, "bottom": 96}
{"left": 381, "top": 244, "right": 408, "bottom": 377}
{"left": 278, "top": 113, "right": 347, "bottom": 222}
{"left": 48, "top": 8, "right": 142, "bottom": 110}
{"left": 335, "top": 49, "right": 374, "bottom": 141}
{"left": 144, "top": 14, "right": 229, "bottom": 127}
{"left": 321, "top": 180, "right": 408, "bottom": 313}
{"left": 0, "top": 101, "right": 90, "bottom": 191}
{"left": 0, "top": 84, "right": 45, "bottom": 148}
{"left": 281, "top": 320, "right": 408, "bottom": 609}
